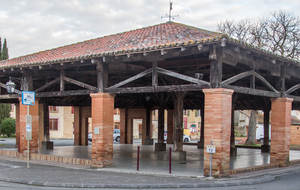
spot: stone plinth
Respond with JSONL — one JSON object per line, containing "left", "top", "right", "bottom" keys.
{"left": 144, "top": 138, "right": 154, "bottom": 145}
{"left": 155, "top": 143, "right": 166, "bottom": 151}
{"left": 42, "top": 141, "right": 53, "bottom": 150}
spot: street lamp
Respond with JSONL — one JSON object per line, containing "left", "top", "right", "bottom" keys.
{"left": 5, "top": 77, "right": 25, "bottom": 94}
{"left": 6, "top": 77, "right": 16, "bottom": 93}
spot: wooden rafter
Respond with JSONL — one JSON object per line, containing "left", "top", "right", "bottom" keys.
{"left": 63, "top": 76, "right": 97, "bottom": 91}
{"left": 106, "top": 68, "right": 152, "bottom": 89}
{"left": 285, "top": 84, "right": 300, "bottom": 95}
{"left": 156, "top": 67, "right": 210, "bottom": 85}
{"left": 34, "top": 77, "right": 60, "bottom": 93}
{"left": 105, "top": 84, "right": 209, "bottom": 94}
{"left": 221, "top": 70, "right": 278, "bottom": 93}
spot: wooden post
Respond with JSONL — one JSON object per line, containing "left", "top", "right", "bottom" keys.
{"left": 60, "top": 69, "right": 65, "bottom": 91}
{"left": 167, "top": 109, "right": 174, "bottom": 144}
{"left": 209, "top": 46, "right": 222, "bottom": 88}
{"left": 157, "top": 106, "right": 165, "bottom": 144}
{"left": 173, "top": 92, "right": 184, "bottom": 151}
{"left": 230, "top": 95, "right": 237, "bottom": 156}
{"left": 97, "top": 62, "right": 108, "bottom": 93}
{"left": 152, "top": 61, "right": 158, "bottom": 87}
{"left": 43, "top": 99, "right": 50, "bottom": 142}
{"left": 23, "top": 70, "right": 33, "bottom": 91}
{"left": 262, "top": 107, "right": 271, "bottom": 152}
{"left": 198, "top": 103, "right": 204, "bottom": 148}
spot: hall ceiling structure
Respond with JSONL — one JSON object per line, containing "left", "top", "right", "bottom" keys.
{"left": 1, "top": 21, "right": 300, "bottom": 110}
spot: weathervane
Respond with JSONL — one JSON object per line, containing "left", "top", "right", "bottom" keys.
{"left": 161, "top": 1, "right": 179, "bottom": 21}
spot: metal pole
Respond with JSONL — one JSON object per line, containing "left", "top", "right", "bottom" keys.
{"left": 27, "top": 105, "right": 30, "bottom": 168}
{"left": 210, "top": 140, "right": 212, "bottom": 178}
{"left": 137, "top": 146, "right": 140, "bottom": 171}
{"left": 169, "top": 147, "right": 172, "bottom": 174}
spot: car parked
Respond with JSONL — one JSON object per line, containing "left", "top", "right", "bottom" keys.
{"left": 88, "top": 129, "right": 120, "bottom": 142}
{"left": 164, "top": 132, "right": 191, "bottom": 142}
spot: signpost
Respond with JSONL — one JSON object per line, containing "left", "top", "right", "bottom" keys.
{"left": 22, "top": 91, "right": 35, "bottom": 168}
{"left": 207, "top": 141, "right": 216, "bottom": 178}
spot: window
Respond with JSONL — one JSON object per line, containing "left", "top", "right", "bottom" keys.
{"left": 11, "top": 104, "right": 14, "bottom": 112}
{"left": 183, "top": 110, "right": 187, "bottom": 115}
{"left": 49, "top": 106, "right": 59, "bottom": 112}
{"left": 187, "top": 110, "right": 190, "bottom": 116}
{"left": 49, "top": 119, "right": 58, "bottom": 130}
{"left": 198, "top": 110, "right": 201, "bottom": 117}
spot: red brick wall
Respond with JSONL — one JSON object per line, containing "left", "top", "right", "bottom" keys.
{"left": 90, "top": 93, "right": 115, "bottom": 168}
{"left": 270, "top": 98, "right": 292, "bottom": 167}
{"left": 291, "top": 125, "right": 300, "bottom": 145}
{"left": 18, "top": 98, "right": 39, "bottom": 158}
{"left": 203, "top": 88, "right": 233, "bottom": 177}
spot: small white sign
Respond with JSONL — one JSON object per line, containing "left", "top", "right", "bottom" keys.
{"left": 22, "top": 91, "right": 35, "bottom": 105}
{"left": 26, "top": 124, "right": 32, "bottom": 132}
{"left": 207, "top": 145, "right": 216, "bottom": 153}
{"left": 94, "top": 127, "right": 99, "bottom": 135}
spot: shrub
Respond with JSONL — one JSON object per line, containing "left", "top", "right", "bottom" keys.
{"left": 0, "top": 118, "right": 15, "bottom": 137}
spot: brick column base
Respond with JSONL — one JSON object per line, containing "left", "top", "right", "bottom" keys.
{"left": 18, "top": 98, "right": 39, "bottom": 159}
{"left": 270, "top": 98, "right": 293, "bottom": 167}
{"left": 203, "top": 88, "right": 233, "bottom": 177}
{"left": 90, "top": 93, "right": 115, "bottom": 168}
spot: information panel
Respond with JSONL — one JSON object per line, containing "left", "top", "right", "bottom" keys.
{"left": 22, "top": 91, "right": 35, "bottom": 105}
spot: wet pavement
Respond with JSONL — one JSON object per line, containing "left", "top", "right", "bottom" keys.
{"left": 1, "top": 138, "right": 300, "bottom": 177}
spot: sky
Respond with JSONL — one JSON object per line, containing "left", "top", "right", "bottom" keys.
{"left": 0, "top": 0, "right": 299, "bottom": 59}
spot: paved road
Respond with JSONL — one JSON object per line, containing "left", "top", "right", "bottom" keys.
{"left": 0, "top": 171, "right": 299, "bottom": 190}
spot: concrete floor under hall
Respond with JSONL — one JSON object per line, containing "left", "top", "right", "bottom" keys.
{"left": 1, "top": 139, "right": 300, "bottom": 176}
{"left": 40, "top": 141, "right": 300, "bottom": 176}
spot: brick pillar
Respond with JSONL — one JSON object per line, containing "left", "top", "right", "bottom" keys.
{"left": 15, "top": 103, "right": 20, "bottom": 150}
{"left": 167, "top": 109, "right": 174, "bottom": 144}
{"left": 90, "top": 93, "right": 115, "bottom": 168}
{"left": 119, "top": 108, "right": 126, "bottom": 144}
{"left": 203, "top": 88, "right": 233, "bottom": 177}
{"left": 270, "top": 98, "right": 293, "bottom": 167}
{"left": 73, "top": 107, "right": 81, "bottom": 145}
{"left": 18, "top": 98, "right": 39, "bottom": 158}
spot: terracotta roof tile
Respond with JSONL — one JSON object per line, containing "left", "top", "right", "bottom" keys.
{"left": 0, "top": 22, "right": 223, "bottom": 68}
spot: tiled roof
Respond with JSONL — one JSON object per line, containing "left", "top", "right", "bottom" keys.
{"left": 0, "top": 22, "right": 224, "bottom": 69}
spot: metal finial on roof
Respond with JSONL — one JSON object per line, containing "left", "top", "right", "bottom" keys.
{"left": 161, "top": 1, "right": 179, "bottom": 22}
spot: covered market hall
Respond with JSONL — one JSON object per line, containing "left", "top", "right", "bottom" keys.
{"left": 1, "top": 21, "right": 300, "bottom": 177}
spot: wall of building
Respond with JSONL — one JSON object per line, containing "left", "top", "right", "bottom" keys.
{"left": 291, "top": 125, "right": 300, "bottom": 145}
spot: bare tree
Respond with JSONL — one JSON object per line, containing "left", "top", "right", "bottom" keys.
{"left": 218, "top": 10, "right": 300, "bottom": 60}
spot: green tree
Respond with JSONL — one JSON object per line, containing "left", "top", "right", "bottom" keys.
{"left": 0, "top": 38, "right": 8, "bottom": 60}
{"left": 0, "top": 104, "right": 11, "bottom": 127}
{"left": 0, "top": 118, "right": 15, "bottom": 137}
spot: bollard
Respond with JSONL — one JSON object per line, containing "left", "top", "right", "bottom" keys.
{"left": 169, "top": 147, "right": 172, "bottom": 174}
{"left": 137, "top": 146, "right": 140, "bottom": 171}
